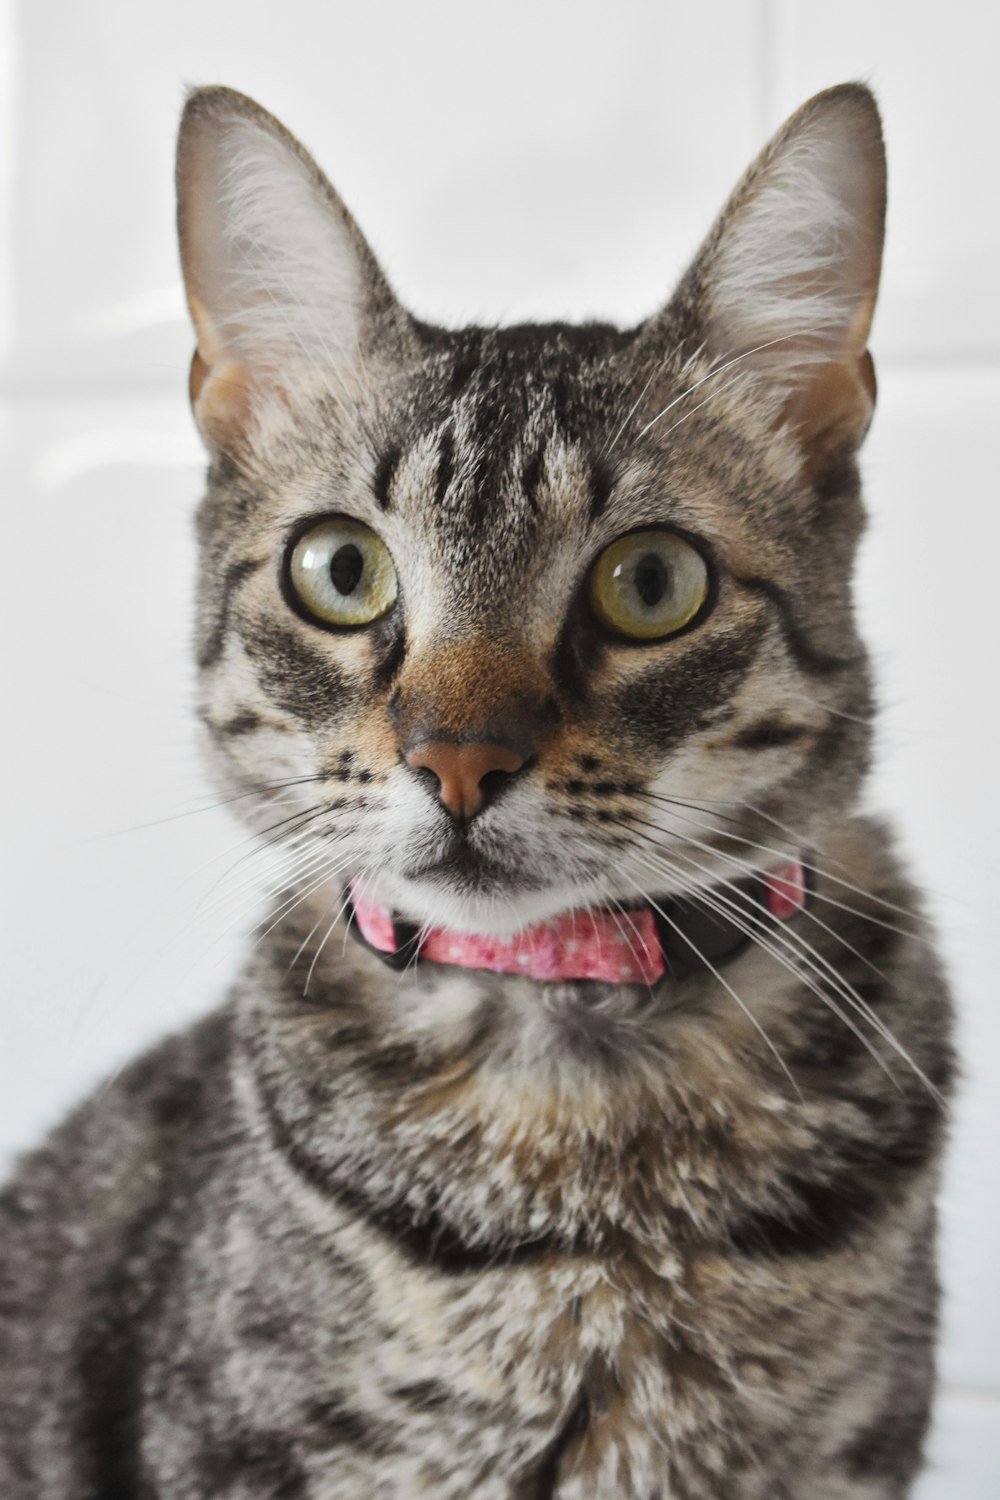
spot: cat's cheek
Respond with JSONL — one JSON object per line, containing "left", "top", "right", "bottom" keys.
{"left": 596, "top": 650, "right": 753, "bottom": 764}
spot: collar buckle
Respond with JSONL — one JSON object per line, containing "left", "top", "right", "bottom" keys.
{"left": 343, "top": 886, "right": 422, "bottom": 970}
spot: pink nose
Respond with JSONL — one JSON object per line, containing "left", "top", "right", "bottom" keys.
{"left": 406, "top": 740, "right": 527, "bottom": 820}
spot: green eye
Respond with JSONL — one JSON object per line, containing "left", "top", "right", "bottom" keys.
{"left": 287, "top": 516, "right": 398, "bottom": 628}
{"left": 589, "top": 529, "right": 710, "bottom": 641}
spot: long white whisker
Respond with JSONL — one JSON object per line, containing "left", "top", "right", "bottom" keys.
{"left": 618, "top": 869, "right": 801, "bottom": 1099}
{"left": 603, "top": 364, "right": 661, "bottom": 459}
{"left": 605, "top": 894, "right": 658, "bottom": 995}
{"left": 619, "top": 821, "right": 943, "bottom": 1103}
{"left": 194, "top": 804, "right": 338, "bottom": 916}
{"left": 627, "top": 844, "right": 901, "bottom": 1087}
{"left": 634, "top": 330, "right": 819, "bottom": 441}
{"left": 305, "top": 880, "right": 360, "bottom": 993}
{"left": 796, "top": 691, "right": 878, "bottom": 727}
{"left": 636, "top": 791, "right": 929, "bottom": 932}
{"left": 643, "top": 372, "right": 749, "bottom": 444}
{"left": 83, "top": 773, "right": 328, "bottom": 842}
{"left": 201, "top": 818, "right": 348, "bottom": 919}
{"left": 251, "top": 853, "right": 357, "bottom": 953}
{"left": 624, "top": 808, "right": 918, "bottom": 1043}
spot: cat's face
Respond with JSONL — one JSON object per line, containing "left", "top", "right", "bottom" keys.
{"left": 178, "top": 85, "right": 885, "bottom": 936}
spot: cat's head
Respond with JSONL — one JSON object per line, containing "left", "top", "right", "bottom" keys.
{"left": 176, "top": 85, "right": 884, "bottom": 937}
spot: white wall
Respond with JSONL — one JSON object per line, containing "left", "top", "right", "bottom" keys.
{"left": 2, "top": 2, "right": 998, "bottom": 1489}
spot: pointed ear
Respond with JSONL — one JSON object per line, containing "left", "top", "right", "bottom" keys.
{"left": 671, "top": 84, "right": 886, "bottom": 473}
{"left": 176, "top": 87, "right": 403, "bottom": 454}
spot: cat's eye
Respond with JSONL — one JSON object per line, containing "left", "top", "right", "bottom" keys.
{"left": 588, "top": 529, "right": 710, "bottom": 641}
{"left": 286, "top": 516, "right": 398, "bottom": 629}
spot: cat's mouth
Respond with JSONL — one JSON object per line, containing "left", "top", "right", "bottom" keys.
{"left": 400, "top": 838, "right": 546, "bottom": 893}
{"left": 386, "top": 856, "right": 592, "bottom": 938}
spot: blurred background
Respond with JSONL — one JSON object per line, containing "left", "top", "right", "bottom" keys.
{"left": 1, "top": 1, "right": 997, "bottom": 1490}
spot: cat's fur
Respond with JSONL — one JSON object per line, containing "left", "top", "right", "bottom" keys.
{"left": 0, "top": 84, "right": 953, "bottom": 1498}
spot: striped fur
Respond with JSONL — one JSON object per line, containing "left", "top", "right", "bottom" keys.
{"left": 0, "top": 84, "right": 952, "bottom": 1497}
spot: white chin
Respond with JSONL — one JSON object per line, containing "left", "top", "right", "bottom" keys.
{"left": 368, "top": 873, "right": 596, "bottom": 938}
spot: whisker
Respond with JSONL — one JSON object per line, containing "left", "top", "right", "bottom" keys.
{"left": 252, "top": 853, "right": 357, "bottom": 957}
{"left": 643, "top": 372, "right": 749, "bottom": 444}
{"left": 796, "top": 691, "right": 878, "bottom": 727}
{"left": 203, "top": 828, "right": 345, "bottom": 929}
{"left": 187, "top": 840, "right": 349, "bottom": 968}
{"left": 633, "top": 790, "right": 930, "bottom": 932}
{"left": 628, "top": 840, "right": 906, "bottom": 1083}
{"left": 600, "top": 891, "right": 660, "bottom": 1000}
{"left": 603, "top": 364, "right": 662, "bottom": 459}
{"left": 304, "top": 880, "right": 359, "bottom": 993}
{"left": 613, "top": 815, "right": 944, "bottom": 1102}
{"left": 78, "top": 772, "right": 328, "bottom": 841}
{"left": 627, "top": 802, "right": 932, "bottom": 951}
{"left": 197, "top": 798, "right": 350, "bottom": 900}
{"left": 634, "top": 330, "right": 821, "bottom": 442}
{"left": 629, "top": 840, "right": 905, "bottom": 1074}
{"left": 625, "top": 841, "right": 909, "bottom": 1094}
{"left": 620, "top": 867, "right": 801, "bottom": 1099}
{"left": 287, "top": 906, "right": 332, "bottom": 976}
{"left": 193, "top": 806, "right": 342, "bottom": 922}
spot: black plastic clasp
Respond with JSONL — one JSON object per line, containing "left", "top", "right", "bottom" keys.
{"left": 342, "top": 887, "right": 422, "bottom": 971}
{"left": 651, "top": 863, "right": 814, "bottom": 983}
{"left": 652, "top": 886, "right": 754, "bottom": 982}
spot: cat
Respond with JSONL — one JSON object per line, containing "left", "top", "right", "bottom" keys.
{"left": 0, "top": 82, "right": 953, "bottom": 1499}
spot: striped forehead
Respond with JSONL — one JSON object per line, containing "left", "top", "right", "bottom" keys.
{"left": 381, "top": 401, "right": 602, "bottom": 565}
{"left": 373, "top": 323, "right": 637, "bottom": 539}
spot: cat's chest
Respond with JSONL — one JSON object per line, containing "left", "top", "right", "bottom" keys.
{"left": 163, "top": 1002, "right": 890, "bottom": 1500}
{"left": 295, "top": 1239, "right": 706, "bottom": 1496}
{"left": 209, "top": 971, "right": 854, "bottom": 1494}
{"left": 171, "top": 1219, "right": 702, "bottom": 1498}
{"left": 287, "top": 1235, "right": 812, "bottom": 1499}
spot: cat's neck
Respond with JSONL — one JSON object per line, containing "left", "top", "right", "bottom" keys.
{"left": 230, "top": 813, "right": 907, "bottom": 1264}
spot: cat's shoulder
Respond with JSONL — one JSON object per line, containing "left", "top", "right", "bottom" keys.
{"left": 0, "top": 1005, "right": 236, "bottom": 1277}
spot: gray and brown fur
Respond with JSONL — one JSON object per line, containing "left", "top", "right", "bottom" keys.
{"left": 0, "top": 84, "right": 953, "bottom": 1498}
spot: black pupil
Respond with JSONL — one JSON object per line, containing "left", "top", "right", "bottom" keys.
{"left": 329, "top": 543, "right": 364, "bottom": 596}
{"left": 633, "top": 552, "right": 670, "bottom": 608}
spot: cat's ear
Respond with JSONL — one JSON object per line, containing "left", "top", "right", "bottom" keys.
{"left": 668, "top": 84, "right": 885, "bottom": 471}
{"left": 176, "top": 87, "right": 405, "bottom": 453}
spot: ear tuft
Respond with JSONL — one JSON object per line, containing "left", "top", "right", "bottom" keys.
{"left": 176, "top": 87, "right": 398, "bottom": 452}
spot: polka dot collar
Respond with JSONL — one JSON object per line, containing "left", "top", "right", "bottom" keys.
{"left": 345, "top": 861, "right": 809, "bottom": 985}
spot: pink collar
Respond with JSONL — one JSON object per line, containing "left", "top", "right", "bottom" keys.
{"left": 347, "top": 861, "right": 807, "bottom": 985}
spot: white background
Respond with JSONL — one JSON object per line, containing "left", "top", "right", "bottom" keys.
{"left": 1, "top": 2, "right": 998, "bottom": 1490}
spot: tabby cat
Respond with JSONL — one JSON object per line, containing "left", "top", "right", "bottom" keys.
{"left": 0, "top": 83, "right": 953, "bottom": 1498}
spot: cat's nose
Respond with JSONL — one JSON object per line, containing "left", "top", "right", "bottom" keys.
{"left": 405, "top": 740, "right": 528, "bottom": 821}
